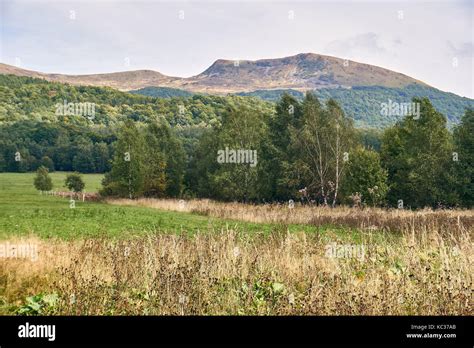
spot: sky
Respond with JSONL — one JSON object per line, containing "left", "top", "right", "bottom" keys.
{"left": 0, "top": 0, "right": 473, "bottom": 98}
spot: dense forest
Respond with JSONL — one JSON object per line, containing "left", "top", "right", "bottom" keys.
{"left": 0, "top": 74, "right": 472, "bottom": 208}
{"left": 132, "top": 84, "right": 474, "bottom": 128}
{"left": 0, "top": 74, "right": 273, "bottom": 127}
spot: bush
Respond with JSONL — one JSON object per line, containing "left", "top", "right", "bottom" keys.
{"left": 65, "top": 172, "right": 85, "bottom": 192}
{"left": 33, "top": 166, "right": 53, "bottom": 192}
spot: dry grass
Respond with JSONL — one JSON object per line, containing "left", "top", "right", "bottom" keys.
{"left": 109, "top": 198, "right": 474, "bottom": 236}
{"left": 1, "top": 221, "right": 472, "bottom": 315}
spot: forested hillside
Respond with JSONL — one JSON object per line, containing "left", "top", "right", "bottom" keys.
{"left": 0, "top": 74, "right": 273, "bottom": 173}
{"left": 236, "top": 85, "right": 474, "bottom": 128}
{"left": 131, "top": 84, "right": 474, "bottom": 128}
{"left": 0, "top": 74, "right": 472, "bottom": 208}
{"left": 130, "top": 86, "right": 193, "bottom": 98}
{"left": 0, "top": 75, "right": 273, "bottom": 127}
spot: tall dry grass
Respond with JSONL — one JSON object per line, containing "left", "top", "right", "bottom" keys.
{"left": 1, "top": 223, "right": 472, "bottom": 315}
{"left": 109, "top": 198, "right": 474, "bottom": 237}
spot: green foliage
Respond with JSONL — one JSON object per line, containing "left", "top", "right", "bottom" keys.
{"left": 0, "top": 74, "right": 273, "bottom": 128}
{"left": 356, "top": 128, "right": 383, "bottom": 151}
{"left": 17, "top": 293, "right": 58, "bottom": 315}
{"left": 186, "top": 128, "right": 219, "bottom": 198}
{"left": 130, "top": 86, "right": 193, "bottom": 98}
{"left": 101, "top": 118, "right": 186, "bottom": 198}
{"left": 237, "top": 85, "right": 474, "bottom": 128}
{"left": 33, "top": 166, "right": 53, "bottom": 192}
{"left": 192, "top": 103, "right": 270, "bottom": 201}
{"left": 250, "top": 279, "right": 286, "bottom": 310}
{"left": 147, "top": 119, "right": 186, "bottom": 197}
{"left": 39, "top": 156, "right": 55, "bottom": 172}
{"left": 191, "top": 93, "right": 360, "bottom": 205}
{"left": 0, "top": 172, "right": 324, "bottom": 239}
{"left": 143, "top": 124, "right": 167, "bottom": 198}
{"left": 0, "top": 74, "right": 471, "bottom": 131}
{"left": 1, "top": 74, "right": 472, "bottom": 208}
{"left": 453, "top": 109, "right": 474, "bottom": 207}
{"left": 265, "top": 93, "right": 304, "bottom": 200}
{"left": 381, "top": 98, "right": 456, "bottom": 208}
{"left": 291, "top": 94, "right": 357, "bottom": 205}
{"left": 101, "top": 120, "right": 146, "bottom": 198}
{"left": 341, "top": 147, "right": 388, "bottom": 206}
{"left": 65, "top": 172, "right": 85, "bottom": 192}
{"left": 0, "top": 120, "right": 115, "bottom": 173}
{"left": 237, "top": 89, "right": 303, "bottom": 101}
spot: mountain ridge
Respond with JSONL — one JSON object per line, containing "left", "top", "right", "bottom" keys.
{"left": 0, "top": 53, "right": 429, "bottom": 94}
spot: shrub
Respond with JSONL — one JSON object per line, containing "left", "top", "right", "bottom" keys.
{"left": 65, "top": 172, "right": 85, "bottom": 192}
{"left": 33, "top": 166, "right": 53, "bottom": 192}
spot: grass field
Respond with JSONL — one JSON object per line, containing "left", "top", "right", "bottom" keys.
{"left": 0, "top": 172, "right": 472, "bottom": 315}
{"left": 0, "top": 172, "right": 336, "bottom": 239}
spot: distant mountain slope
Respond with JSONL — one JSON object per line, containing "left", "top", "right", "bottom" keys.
{"left": 0, "top": 74, "right": 273, "bottom": 128}
{"left": 236, "top": 85, "right": 474, "bottom": 128}
{"left": 1, "top": 53, "right": 472, "bottom": 128}
{"left": 0, "top": 53, "right": 426, "bottom": 93}
{"left": 0, "top": 63, "right": 180, "bottom": 91}
{"left": 130, "top": 84, "right": 474, "bottom": 128}
{"left": 184, "top": 53, "right": 427, "bottom": 93}
{"left": 130, "top": 86, "right": 192, "bottom": 98}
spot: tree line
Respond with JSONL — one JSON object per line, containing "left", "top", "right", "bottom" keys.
{"left": 0, "top": 121, "right": 115, "bottom": 173}
{"left": 97, "top": 93, "right": 472, "bottom": 209}
{"left": 2, "top": 73, "right": 470, "bottom": 208}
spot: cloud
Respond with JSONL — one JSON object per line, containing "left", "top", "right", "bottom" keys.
{"left": 1, "top": 0, "right": 472, "bottom": 97}
{"left": 447, "top": 41, "right": 474, "bottom": 58}
{"left": 325, "top": 33, "right": 388, "bottom": 59}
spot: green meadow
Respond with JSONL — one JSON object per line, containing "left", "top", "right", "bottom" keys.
{"left": 0, "top": 172, "right": 338, "bottom": 240}
{"left": 1, "top": 172, "right": 468, "bottom": 316}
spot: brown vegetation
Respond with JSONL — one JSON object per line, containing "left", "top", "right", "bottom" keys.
{"left": 1, "top": 202, "right": 472, "bottom": 315}
{"left": 109, "top": 198, "right": 474, "bottom": 236}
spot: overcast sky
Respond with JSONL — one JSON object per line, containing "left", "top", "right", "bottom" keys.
{"left": 1, "top": 0, "right": 472, "bottom": 97}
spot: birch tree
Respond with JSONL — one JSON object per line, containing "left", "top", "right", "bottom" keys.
{"left": 293, "top": 94, "right": 355, "bottom": 206}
